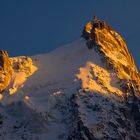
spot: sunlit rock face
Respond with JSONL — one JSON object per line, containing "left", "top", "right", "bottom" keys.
{"left": 0, "top": 51, "right": 37, "bottom": 94}
{"left": 8, "top": 56, "right": 37, "bottom": 94}
{"left": 0, "top": 51, "right": 13, "bottom": 92}
{"left": 82, "top": 16, "right": 140, "bottom": 96}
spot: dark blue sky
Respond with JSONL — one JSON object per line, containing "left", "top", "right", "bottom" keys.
{"left": 0, "top": 0, "right": 140, "bottom": 69}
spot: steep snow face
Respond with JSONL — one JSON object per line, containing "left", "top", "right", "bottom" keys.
{"left": 0, "top": 38, "right": 128, "bottom": 139}
{"left": 2, "top": 37, "right": 124, "bottom": 100}
{"left": 3, "top": 38, "right": 105, "bottom": 98}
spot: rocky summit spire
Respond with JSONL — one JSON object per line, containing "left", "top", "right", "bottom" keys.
{"left": 82, "top": 16, "right": 110, "bottom": 45}
{"left": 82, "top": 16, "right": 140, "bottom": 96}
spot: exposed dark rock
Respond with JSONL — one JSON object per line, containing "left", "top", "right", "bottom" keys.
{"left": 66, "top": 90, "right": 140, "bottom": 140}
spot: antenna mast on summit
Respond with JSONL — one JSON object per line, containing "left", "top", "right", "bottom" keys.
{"left": 93, "top": 15, "right": 97, "bottom": 21}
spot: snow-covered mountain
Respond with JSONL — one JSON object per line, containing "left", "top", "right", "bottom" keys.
{"left": 0, "top": 17, "right": 140, "bottom": 140}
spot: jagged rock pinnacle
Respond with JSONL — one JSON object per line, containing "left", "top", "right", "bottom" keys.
{"left": 82, "top": 16, "right": 140, "bottom": 97}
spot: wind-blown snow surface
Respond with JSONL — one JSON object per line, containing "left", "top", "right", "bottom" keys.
{"left": 0, "top": 39, "right": 139, "bottom": 139}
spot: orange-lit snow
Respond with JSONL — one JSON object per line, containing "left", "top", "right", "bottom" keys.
{"left": 0, "top": 94, "right": 3, "bottom": 100}
{"left": 77, "top": 61, "right": 123, "bottom": 95}
{"left": 8, "top": 57, "right": 37, "bottom": 95}
{"left": 24, "top": 95, "right": 30, "bottom": 100}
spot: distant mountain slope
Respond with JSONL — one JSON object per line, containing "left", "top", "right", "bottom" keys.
{"left": 0, "top": 17, "right": 140, "bottom": 140}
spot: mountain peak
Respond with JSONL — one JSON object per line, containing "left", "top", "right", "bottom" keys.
{"left": 0, "top": 17, "right": 140, "bottom": 139}
{"left": 82, "top": 16, "right": 111, "bottom": 43}
{"left": 81, "top": 17, "right": 140, "bottom": 97}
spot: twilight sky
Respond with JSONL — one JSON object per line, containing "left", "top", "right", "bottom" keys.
{"left": 0, "top": 0, "right": 140, "bottom": 69}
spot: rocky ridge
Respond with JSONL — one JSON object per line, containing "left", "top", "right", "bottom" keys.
{"left": 82, "top": 16, "right": 140, "bottom": 98}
